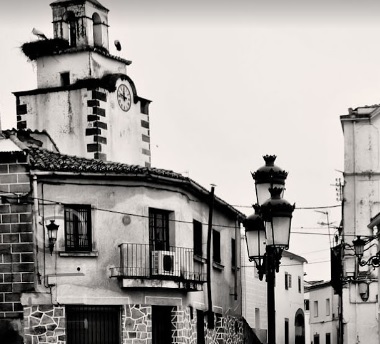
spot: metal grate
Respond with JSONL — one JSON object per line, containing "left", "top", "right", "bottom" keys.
{"left": 66, "top": 305, "right": 120, "bottom": 344}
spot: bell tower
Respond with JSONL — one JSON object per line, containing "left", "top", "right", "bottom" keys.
{"left": 51, "top": 0, "right": 110, "bottom": 51}
{"left": 14, "top": 0, "right": 152, "bottom": 167}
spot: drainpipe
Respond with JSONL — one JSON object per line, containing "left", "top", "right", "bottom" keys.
{"left": 207, "top": 185, "right": 215, "bottom": 329}
{"left": 32, "top": 175, "right": 41, "bottom": 285}
{"left": 234, "top": 218, "right": 239, "bottom": 301}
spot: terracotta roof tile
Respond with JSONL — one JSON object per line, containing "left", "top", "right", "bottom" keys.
{"left": 28, "top": 147, "right": 187, "bottom": 180}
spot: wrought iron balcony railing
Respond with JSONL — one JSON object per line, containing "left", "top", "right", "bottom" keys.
{"left": 110, "top": 243, "right": 206, "bottom": 283}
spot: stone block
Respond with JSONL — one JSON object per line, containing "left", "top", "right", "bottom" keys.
{"left": 0, "top": 224, "right": 11, "bottom": 233}
{"left": 10, "top": 204, "right": 31, "bottom": 214}
{"left": 20, "top": 213, "right": 32, "bottom": 223}
{"left": 12, "top": 282, "right": 34, "bottom": 293}
{"left": 8, "top": 164, "right": 28, "bottom": 174}
{"left": 2, "top": 214, "right": 19, "bottom": 224}
{"left": 0, "top": 174, "right": 17, "bottom": 184}
{"left": 3, "top": 234, "right": 20, "bottom": 243}
{"left": 12, "top": 243, "right": 33, "bottom": 253}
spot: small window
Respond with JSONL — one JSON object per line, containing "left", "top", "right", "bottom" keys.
{"left": 64, "top": 204, "right": 92, "bottom": 251}
{"left": 61, "top": 72, "right": 70, "bottom": 86}
{"left": 304, "top": 299, "right": 310, "bottom": 311}
{"left": 314, "top": 334, "right": 320, "bottom": 344}
{"left": 255, "top": 308, "right": 260, "bottom": 329}
{"left": 285, "top": 272, "right": 291, "bottom": 289}
{"left": 314, "top": 301, "right": 318, "bottom": 317}
{"left": 298, "top": 276, "right": 302, "bottom": 293}
{"left": 212, "top": 230, "right": 221, "bottom": 264}
{"left": 326, "top": 333, "right": 331, "bottom": 344}
{"left": 326, "top": 298, "right": 330, "bottom": 316}
{"left": 193, "top": 220, "right": 202, "bottom": 257}
{"left": 231, "top": 238, "right": 236, "bottom": 268}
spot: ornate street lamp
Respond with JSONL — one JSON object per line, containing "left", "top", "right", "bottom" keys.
{"left": 251, "top": 155, "right": 288, "bottom": 206}
{"left": 46, "top": 220, "right": 59, "bottom": 255}
{"left": 245, "top": 155, "right": 295, "bottom": 344}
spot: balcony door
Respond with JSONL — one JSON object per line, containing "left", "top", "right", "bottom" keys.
{"left": 149, "top": 209, "right": 170, "bottom": 251}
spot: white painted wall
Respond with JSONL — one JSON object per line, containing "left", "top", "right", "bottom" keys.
{"left": 27, "top": 177, "right": 241, "bottom": 318}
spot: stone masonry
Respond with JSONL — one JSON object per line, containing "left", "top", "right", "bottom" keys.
{"left": 0, "top": 151, "right": 34, "bottom": 319}
{"left": 122, "top": 304, "right": 152, "bottom": 344}
{"left": 23, "top": 305, "right": 66, "bottom": 344}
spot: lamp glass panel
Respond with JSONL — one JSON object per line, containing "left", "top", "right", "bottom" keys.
{"left": 255, "top": 183, "right": 271, "bottom": 205}
{"left": 265, "top": 217, "right": 291, "bottom": 247}
{"left": 255, "top": 182, "right": 284, "bottom": 205}
{"left": 354, "top": 241, "right": 364, "bottom": 257}
{"left": 50, "top": 228, "right": 58, "bottom": 240}
{"left": 246, "top": 229, "right": 266, "bottom": 259}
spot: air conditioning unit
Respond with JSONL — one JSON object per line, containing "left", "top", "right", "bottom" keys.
{"left": 152, "top": 251, "right": 180, "bottom": 277}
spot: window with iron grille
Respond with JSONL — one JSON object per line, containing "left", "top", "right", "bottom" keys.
{"left": 213, "top": 230, "right": 221, "bottom": 264}
{"left": 64, "top": 205, "right": 92, "bottom": 251}
{"left": 193, "top": 220, "right": 202, "bottom": 257}
{"left": 149, "top": 208, "right": 170, "bottom": 251}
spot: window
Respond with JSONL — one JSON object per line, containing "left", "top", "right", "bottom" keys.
{"left": 193, "top": 220, "right": 202, "bottom": 257}
{"left": 60, "top": 72, "right": 70, "bottom": 86}
{"left": 63, "top": 11, "right": 77, "bottom": 47}
{"left": 285, "top": 272, "right": 292, "bottom": 290}
{"left": 64, "top": 205, "right": 92, "bottom": 251}
{"left": 298, "top": 276, "right": 302, "bottom": 293}
{"left": 284, "top": 318, "right": 289, "bottom": 344}
{"left": 196, "top": 310, "right": 205, "bottom": 344}
{"left": 304, "top": 299, "right": 310, "bottom": 311}
{"left": 255, "top": 308, "right": 260, "bottom": 330}
{"left": 213, "top": 230, "right": 221, "bottom": 264}
{"left": 231, "top": 238, "right": 236, "bottom": 268}
{"left": 92, "top": 12, "right": 102, "bottom": 47}
{"left": 326, "top": 298, "right": 330, "bottom": 316}
{"left": 326, "top": 333, "right": 331, "bottom": 344}
{"left": 66, "top": 305, "right": 120, "bottom": 344}
{"left": 149, "top": 209, "right": 170, "bottom": 251}
{"left": 152, "top": 306, "right": 172, "bottom": 344}
{"left": 313, "top": 334, "right": 320, "bottom": 344}
{"left": 314, "top": 301, "right": 318, "bottom": 317}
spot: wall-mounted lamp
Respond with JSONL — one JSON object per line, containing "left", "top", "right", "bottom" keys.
{"left": 46, "top": 220, "right": 59, "bottom": 255}
{"left": 358, "top": 281, "right": 369, "bottom": 302}
{"left": 352, "top": 235, "right": 380, "bottom": 268}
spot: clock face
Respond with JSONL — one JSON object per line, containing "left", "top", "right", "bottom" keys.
{"left": 117, "top": 84, "right": 131, "bottom": 112}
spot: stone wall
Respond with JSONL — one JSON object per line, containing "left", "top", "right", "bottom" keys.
{"left": 21, "top": 303, "right": 245, "bottom": 344}
{"left": 122, "top": 304, "right": 152, "bottom": 344}
{"left": 23, "top": 305, "right": 66, "bottom": 344}
{"left": 0, "top": 152, "right": 34, "bottom": 320}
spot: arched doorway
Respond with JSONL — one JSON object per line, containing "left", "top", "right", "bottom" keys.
{"left": 295, "top": 308, "right": 305, "bottom": 344}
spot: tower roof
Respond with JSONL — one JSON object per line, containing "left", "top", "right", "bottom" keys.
{"left": 50, "top": 0, "right": 108, "bottom": 12}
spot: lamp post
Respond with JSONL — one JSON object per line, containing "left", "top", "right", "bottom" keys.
{"left": 244, "top": 155, "right": 295, "bottom": 344}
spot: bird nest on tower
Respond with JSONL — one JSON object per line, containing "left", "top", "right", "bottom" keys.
{"left": 21, "top": 38, "right": 69, "bottom": 61}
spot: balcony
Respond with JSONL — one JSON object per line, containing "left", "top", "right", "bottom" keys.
{"left": 110, "top": 243, "right": 206, "bottom": 291}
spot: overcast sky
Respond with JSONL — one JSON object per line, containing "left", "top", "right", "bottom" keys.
{"left": 3, "top": 0, "right": 380, "bottom": 281}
